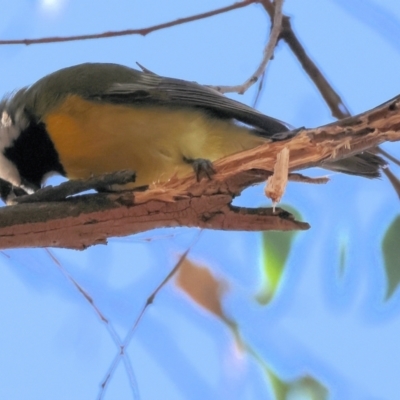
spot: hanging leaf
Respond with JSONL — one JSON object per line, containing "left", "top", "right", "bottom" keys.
{"left": 266, "top": 368, "right": 328, "bottom": 400}
{"left": 256, "top": 205, "right": 302, "bottom": 304}
{"left": 176, "top": 258, "right": 244, "bottom": 349}
{"left": 252, "top": 351, "right": 328, "bottom": 400}
{"left": 176, "top": 259, "right": 328, "bottom": 399}
{"left": 176, "top": 258, "right": 228, "bottom": 320}
{"left": 265, "top": 368, "right": 289, "bottom": 400}
{"left": 286, "top": 376, "right": 328, "bottom": 400}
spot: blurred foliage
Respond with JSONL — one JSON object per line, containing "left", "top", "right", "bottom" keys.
{"left": 176, "top": 256, "right": 327, "bottom": 400}
{"left": 176, "top": 257, "right": 228, "bottom": 320}
{"left": 338, "top": 235, "right": 347, "bottom": 278}
{"left": 176, "top": 258, "right": 241, "bottom": 344}
{"left": 257, "top": 205, "right": 302, "bottom": 305}
{"left": 382, "top": 214, "right": 400, "bottom": 300}
{"left": 266, "top": 369, "right": 327, "bottom": 400}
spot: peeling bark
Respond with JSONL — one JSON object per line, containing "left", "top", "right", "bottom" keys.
{"left": 0, "top": 95, "right": 399, "bottom": 249}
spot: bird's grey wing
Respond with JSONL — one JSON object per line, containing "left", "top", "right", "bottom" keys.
{"left": 96, "top": 73, "right": 387, "bottom": 178}
{"left": 96, "top": 73, "right": 291, "bottom": 137}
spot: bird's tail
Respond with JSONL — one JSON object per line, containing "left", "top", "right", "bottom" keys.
{"left": 321, "top": 152, "right": 386, "bottom": 178}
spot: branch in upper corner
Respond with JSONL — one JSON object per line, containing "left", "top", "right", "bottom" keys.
{"left": 260, "top": 2, "right": 400, "bottom": 198}
{"left": 0, "top": 93, "right": 399, "bottom": 250}
{"left": 210, "top": 0, "right": 284, "bottom": 95}
{"left": 260, "top": 1, "right": 400, "bottom": 198}
{"left": 0, "top": 0, "right": 259, "bottom": 45}
{"left": 260, "top": 0, "right": 350, "bottom": 119}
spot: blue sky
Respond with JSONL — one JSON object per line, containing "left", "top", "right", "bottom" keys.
{"left": 0, "top": 1, "right": 400, "bottom": 399}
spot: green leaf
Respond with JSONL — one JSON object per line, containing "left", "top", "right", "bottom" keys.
{"left": 287, "top": 376, "right": 328, "bottom": 400}
{"left": 382, "top": 215, "right": 400, "bottom": 300}
{"left": 216, "top": 306, "right": 328, "bottom": 400}
{"left": 266, "top": 368, "right": 289, "bottom": 400}
{"left": 261, "top": 364, "right": 328, "bottom": 400}
{"left": 256, "top": 205, "right": 301, "bottom": 305}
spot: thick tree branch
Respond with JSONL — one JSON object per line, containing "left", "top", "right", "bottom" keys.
{"left": 0, "top": 95, "right": 399, "bottom": 249}
{"left": 0, "top": 191, "right": 306, "bottom": 250}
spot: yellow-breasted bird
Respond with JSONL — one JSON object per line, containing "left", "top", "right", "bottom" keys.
{"left": 0, "top": 63, "right": 385, "bottom": 202}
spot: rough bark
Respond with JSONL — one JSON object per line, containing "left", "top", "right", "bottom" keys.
{"left": 0, "top": 94, "right": 399, "bottom": 249}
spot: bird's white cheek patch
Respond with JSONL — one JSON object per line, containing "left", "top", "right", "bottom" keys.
{"left": 0, "top": 112, "right": 23, "bottom": 188}
{"left": 0, "top": 113, "right": 21, "bottom": 148}
{"left": 1, "top": 111, "right": 12, "bottom": 128}
{"left": 0, "top": 152, "right": 21, "bottom": 187}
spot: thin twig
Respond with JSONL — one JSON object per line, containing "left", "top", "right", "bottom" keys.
{"left": 97, "top": 231, "right": 202, "bottom": 399}
{"left": 252, "top": 71, "right": 266, "bottom": 108}
{"left": 45, "top": 249, "right": 140, "bottom": 400}
{"left": 136, "top": 232, "right": 202, "bottom": 331}
{"left": 260, "top": 0, "right": 350, "bottom": 119}
{"left": 0, "top": 1, "right": 258, "bottom": 45}
{"left": 375, "top": 147, "right": 400, "bottom": 167}
{"left": 211, "top": 0, "right": 284, "bottom": 95}
{"left": 382, "top": 168, "right": 400, "bottom": 199}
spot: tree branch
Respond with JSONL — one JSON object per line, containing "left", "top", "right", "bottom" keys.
{"left": 261, "top": 0, "right": 350, "bottom": 119}
{"left": 0, "top": 0, "right": 258, "bottom": 45}
{"left": 211, "top": 0, "right": 284, "bottom": 94}
{"left": 0, "top": 94, "right": 398, "bottom": 249}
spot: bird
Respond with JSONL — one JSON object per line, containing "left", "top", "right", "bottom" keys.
{"left": 0, "top": 62, "right": 385, "bottom": 203}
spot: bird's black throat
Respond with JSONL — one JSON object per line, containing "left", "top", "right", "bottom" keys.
{"left": 3, "top": 118, "right": 65, "bottom": 189}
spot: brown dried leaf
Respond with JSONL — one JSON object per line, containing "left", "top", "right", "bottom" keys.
{"left": 176, "top": 258, "right": 227, "bottom": 319}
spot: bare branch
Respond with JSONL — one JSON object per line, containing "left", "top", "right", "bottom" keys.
{"left": 45, "top": 249, "right": 140, "bottom": 400}
{"left": 252, "top": 71, "right": 266, "bottom": 108}
{"left": 260, "top": 2, "right": 400, "bottom": 199}
{"left": 0, "top": 0, "right": 258, "bottom": 46}
{"left": 0, "top": 94, "right": 399, "bottom": 249}
{"left": 261, "top": 0, "right": 350, "bottom": 119}
{"left": 376, "top": 147, "right": 400, "bottom": 167}
{"left": 382, "top": 168, "right": 400, "bottom": 199}
{"left": 211, "top": 0, "right": 284, "bottom": 94}
{"left": 99, "top": 231, "right": 202, "bottom": 398}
